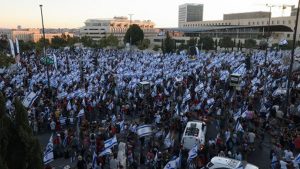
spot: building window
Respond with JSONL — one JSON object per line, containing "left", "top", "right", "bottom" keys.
{"left": 272, "top": 21, "right": 274, "bottom": 24}
{"left": 288, "top": 20, "right": 291, "bottom": 24}
{"left": 253, "top": 22, "right": 255, "bottom": 25}
{"left": 287, "top": 34, "right": 290, "bottom": 38}
{"left": 262, "top": 21, "right": 264, "bottom": 24}
{"left": 257, "top": 21, "right": 259, "bottom": 25}
{"left": 282, "top": 20, "right": 285, "bottom": 24}
{"left": 277, "top": 20, "right": 279, "bottom": 24}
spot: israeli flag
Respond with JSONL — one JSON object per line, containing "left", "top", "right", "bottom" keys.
{"left": 77, "top": 108, "right": 85, "bottom": 118}
{"left": 108, "top": 102, "right": 114, "bottom": 110}
{"left": 279, "top": 39, "right": 288, "bottom": 46}
{"left": 43, "top": 135, "right": 54, "bottom": 164}
{"left": 137, "top": 125, "right": 152, "bottom": 137}
{"left": 99, "top": 148, "right": 112, "bottom": 156}
{"left": 22, "top": 91, "right": 39, "bottom": 108}
{"left": 92, "top": 151, "right": 98, "bottom": 169}
{"left": 164, "top": 132, "right": 174, "bottom": 148}
{"left": 164, "top": 155, "right": 181, "bottom": 169}
{"left": 104, "top": 135, "right": 118, "bottom": 149}
{"left": 119, "top": 120, "right": 125, "bottom": 132}
{"left": 67, "top": 101, "right": 72, "bottom": 111}
{"left": 184, "top": 104, "right": 189, "bottom": 114}
{"left": 188, "top": 144, "right": 198, "bottom": 161}
{"left": 235, "top": 120, "right": 244, "bottom": 132}
{"left": 59, "top": 116, "right": 67, "bottom": 125}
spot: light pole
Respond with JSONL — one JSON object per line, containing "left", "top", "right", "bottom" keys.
{"left": 285, "top": 0, "right": 300, "bottom": 116}
{"left": 39, "top": 4, "right": 50, "bottom": 90}
{"left": 128, "top": 14, "right": 134, "bottom": 48}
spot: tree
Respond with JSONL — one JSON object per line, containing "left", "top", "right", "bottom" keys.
{"left": 124, "top": 24, "right": 144, "bottom": 45}
{"left": 163, "top": 32, "right": 175, "bottom": 54}
{"left": 0, "top": 52, "right": 15, "bottom": 67}
{"left": 80, "top": 36, "right": 94, "bottom": 47}
{"left": 138, "top": 39, "right": 150, "bottom": 50}
{"left": 187, "top": 37, "right": 197, "bottom": 47}
{"left": 105, "top": 34, "right": 119, "bottom": 47}
{"left": 35, "top": 38, "right": 50, "bottom": 54}
{"left": 51, "top": 36, "right": 66, "bottom": 49}
{"left": 198, "top": 36, "right": 214, "bottom": 51}
{"left": 244, "top": 39, "right": 257, "bottom": 49}
{"left": 153, "top": 45, "right": 160, "bottom": 51}
{"left": 0, "top": 35, "right": 9, "bottom": 52}
{"left": 19, "top": 40, "right": 36, "bottom": 52}
{"left": 219, "top": 36, "right": 234, "bottom": 50}
{"left": 258, "top": 40, "right": 268, "bottom": 50}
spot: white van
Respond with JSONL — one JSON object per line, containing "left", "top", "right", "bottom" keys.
{"left": 206, "top": 157, "right": 259, "bottom": 169}
{"left": 181, "top": 121, "right": 207, "bottom": 150}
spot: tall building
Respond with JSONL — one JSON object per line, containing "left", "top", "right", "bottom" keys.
{"left": 178, "top": 3, "right": 204, "bottom": 27}
{"left": 291, "top": 5, "right": 298, "bottom": 16}
{"left": 80, "top": 16, "right": 157, "bottom": 41}
{"left": 223, "top": 11, "right": 270, "bottom": 20}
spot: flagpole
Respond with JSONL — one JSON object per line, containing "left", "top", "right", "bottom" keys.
{"left": 285, "top": 0, "right": 300, "bottom": 116}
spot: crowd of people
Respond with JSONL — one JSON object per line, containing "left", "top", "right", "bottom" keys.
{"left": 1, "top": 48, "right": 300, "bottom": 169}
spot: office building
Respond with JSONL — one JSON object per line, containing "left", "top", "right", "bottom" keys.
{"left": 223, "top": 11, "right": 270, "bottom": 20}
{"left": 80, "top": 16, "right": 157, "bottom": 41}
{"left": 178, "top": 3, "right": 204, "bottom": 27}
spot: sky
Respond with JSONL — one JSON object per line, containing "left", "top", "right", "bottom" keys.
{"left": 0, "top": 0, "right": 298, "bottom": 29}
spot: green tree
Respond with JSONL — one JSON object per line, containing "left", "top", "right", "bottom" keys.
{"left": 198, "top": 36, "right": 214, "bottom": 50}
{"left": 153, "top": 45, "right": 160, "bottom": 51}
{"left": 124, "top": 24, "right": 144, "bottom": 45}
{"left": 105, "top": 34, "right": 119, "bottom": 47}
{"left": 80, "top": 36, "right": 94, "bottom": 47}
{"left": 51, "top": 36, "right": 66, "bottom": 49}
{"left": 35, "top": 38, "right": 50, "bottom": 54}
{"left": 219, "top": 36, "right": 234, "bottom": 50}
{"left": 244, "top": 39, "right": 257, "bottom": 49}
{"left": 19, "top": 40, "right": 36, "bottom": 52}
{"left": 177, "top": 43, "right": 187, "bottom": 51}
{"left": 187, "top": 37, "right": 197, "bottom": 47}
{"left": 0, "top": 52, "right": 15, "bottom": 67}
{"left": 259, "top": 40, "right": 268, "bottom": 50}
{"left": 0, "top": 35, "right": 9, "bottom": 52}
{"left": 138, "top": 39, "right": 150, "bottom": 50}
{"left": 163, "top": 32, "right": 175, "bottom": 54}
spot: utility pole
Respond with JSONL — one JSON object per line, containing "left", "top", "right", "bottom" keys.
{"left": 285, "top": 0, "right": 300, "bottom": 116}
{"left": 39, "top": 4, "right": 50, "bottom": 90}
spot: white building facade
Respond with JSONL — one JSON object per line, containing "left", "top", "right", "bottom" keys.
{"left": 80, "top": 17, "right": 157, "bottom": 41}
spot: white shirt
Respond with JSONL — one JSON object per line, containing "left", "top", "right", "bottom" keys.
{"left": 248, "top": 132, "right": 256, "bottom": 143}
{"left": 280, "top": 160, "right": 288, "bottom": 169}
{"left": 284, "top": 150, "right": 294, "bottom": 162}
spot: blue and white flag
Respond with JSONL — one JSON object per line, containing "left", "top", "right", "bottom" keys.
{"left": 137, "top": 125, "right": 152, "bottom": 137}
{"left": 15, "top": 38, "right": 20, "bottom": 54}
{"left": 77, "top": 108, "right": 85, "bottom": 118}
{"left": 8, "top": 39, "right": 15, "bottom": 57}
{"left": 164, "top": 155, "right": 181, "bottom": 169}
{"left": 164, "top": 132, "right": 174, "bottom": 148}
{"left": 99, "top": 148, "right": 112, "bottom": 156}
{"left": 22, "top": 91, "right": 39, "bottom": 108}
{"left": 43, "top": 134, "right": 54, "bottom": 164}
{"left": 108, "top": 101, "right": 114, "bottom": 110}
{"left": 235, "top": 120, "right": 244, "bottom": 132}
{"left": 92, "top": 151, "right": 98, "bottom": 169}
{"left": 279, "top": 39, "right": 288, "bottom": 46}
{"left": 104, "top": 135, "right": 118, "bottom": 149}
{"left": 188, "top": 144, "right": 198, "bottom": 161}
{"left": 59, "top": 116, "right": 67, "bottom": 125}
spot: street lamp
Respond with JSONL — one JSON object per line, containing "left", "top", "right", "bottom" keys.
{"left": 39, "top": 4, "right": 50, "bottom": 90}
{"left": 285, "top": 0, "right": 300, "bottom": 116}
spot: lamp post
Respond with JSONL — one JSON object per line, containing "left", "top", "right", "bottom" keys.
{"left": 285, "top": 0, "right": 300, "bottom": 116}
{"left": 39, "top": 4, "right": 50, "bottom": 90}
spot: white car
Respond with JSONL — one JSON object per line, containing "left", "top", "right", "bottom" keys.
{"left": 206, "top": 157, "right": 259, "bottom": 169}
{"left": 181, "top": 121, "right": 207, "bottom": 150}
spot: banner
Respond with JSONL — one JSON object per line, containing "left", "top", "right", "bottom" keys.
{"left": 8, "top": 39, "right": 15, "bottom": 57}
